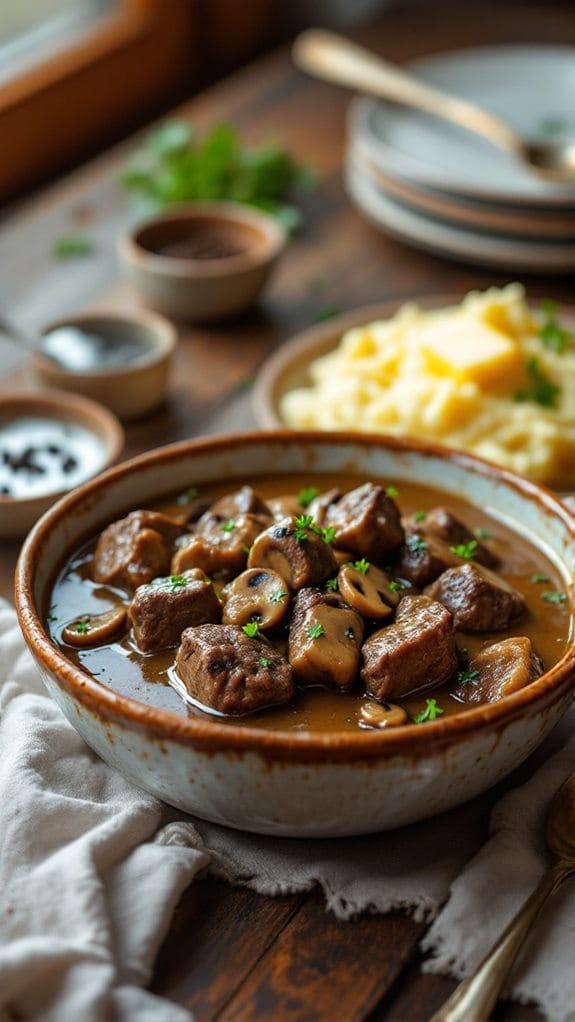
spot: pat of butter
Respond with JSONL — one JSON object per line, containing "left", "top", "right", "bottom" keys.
{"left": 419, "top": 315, "right": 523, "bottom": 388}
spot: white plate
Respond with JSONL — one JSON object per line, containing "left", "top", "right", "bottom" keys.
{"left": 349, "top": 45, "right": 575, "bottom": 207}
{"left": 345, "top": 157, "right": 575, "bottom": 273}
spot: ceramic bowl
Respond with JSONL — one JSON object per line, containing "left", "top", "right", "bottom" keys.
{"left": 15, "top": 432, "right": 575, "bottom": 837}
{"left": 32, "top": 310, "right": 177, "bottom": 421}
{"left": 0, "top": 390, "right": 123, "bottom": 539}
{"left": 118, "top": 202, "right": 286, "bottom": 322}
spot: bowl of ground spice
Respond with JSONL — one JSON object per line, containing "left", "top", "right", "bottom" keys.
{"left": 119, "top": 202, "right": 286, "bottom": 322}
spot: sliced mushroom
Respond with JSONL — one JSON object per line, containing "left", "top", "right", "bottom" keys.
{"left": 172, "top": 512, "right": 269, "bottom": 579}
{"left": 338, "top": 562, "right": 400, "bottom": 619}
{"left": 248, "top": 516, "right": 337, "bottom": 590}
{"left": 62, "top": 605, "right": 127, "bottom": 648}
{"left": 288, "top": 588, "right": 364, "bottom": 689}
{"left": 359, "top": 699, "right": 408, "bottom": 729}
{"left": 452, "top": 636, "right": 544, "bottom": 704}
{"left": 222, "top": 568, "right": 290, "bottom": 631}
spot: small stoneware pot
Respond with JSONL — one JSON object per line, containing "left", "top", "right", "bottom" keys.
{"left": 118, "top": 202, "right": 286, "bottom": 322}
{"left": 32, "top": 310, "right": 177, "bottom": 421}
{"left": 0, "top": 390, "right": 123, "bottom": 538}
{"left": 15, "top": 432, "right": 575, "bottom": 836}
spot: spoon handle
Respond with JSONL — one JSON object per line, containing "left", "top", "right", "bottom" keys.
{"left": 429, "top": 863, "right": 572, "bottom": 1022}
{"left": 293, "top": 29, "right": 521, "bottom": 158}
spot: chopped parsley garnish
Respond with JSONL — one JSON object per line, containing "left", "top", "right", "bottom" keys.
{"left": 270, "top": 589, "right": 288, "bottom": 604}
{"left": 306, "top": 622, "right": 325, "bottom": 640}
{"left": 541, "top": 590, "right": 567, "bottom": 605}
{"left": 222, "top": 519, "right": 236, "bottom": 533}
{"left": 258, "top": 657, "right": 272, "bottom": 668}
{"left": 450, "top": 539, "right": 478, "bottom": 560}
{"left": 514, "top": 357, "right": 560, "bottom": 409}
{"left": 388, "top": 580, "right": 406, "bottom": 592}
{"left": 413, "top": 698, "right": 444, "bottom": 724}
{"left": 321, "top": 525, "right": 337, "bottom": 545}
{"left": 407, "top": 534, "right": 428, "bottom": 552}
{"left": 344, "top": 626, "right": 355, "bottom": 640}
{"left": 298, "top": 486, "right": 320, "bottom": 508}
{"left": 168, "top": 575, "right": 188, "bottom": 590}
{"left": 351, "top": 558, "right": 370, "bottom": 575}
{"left": 47, "top": 614, "right": 58, "bottom": 622}
{"left": 385, "top": 485, "right": 399, "bottom": 498}
{"left": 314, "top": 303, "right": 342, "bottom": 322}
{"left": 176, "top": 486, "right": 199, "bottom": 505}
{"left": 242, "top": 621, "right": 262, "bottom": 638}
{"left": 531, "top": 573, "right": 550, "bottom": 584}
{"left": 242, "top": 545, "right": 251, "bottom": 555}
{"left": 52, "top": 234, "right": 94, "bottom": 259}
{"left": 73, "top": 620, "right": 91, "bottom": 634}
{"left": 538, "top": 299, "right": 573, "bottom": 355}
{"left": 456, "top": 668, "right": 479, "bottom": 685}
{"left": 474, "top": 527, "right": 491, "bottom": 540}
{"left": 293, "top": 513, "right": 314, "bottom": 542}
{"left": 413, "top": 510, "right": 426, "bottom": 523}
{"left": 325, "top": 577, "right": 339, "bottom": 592}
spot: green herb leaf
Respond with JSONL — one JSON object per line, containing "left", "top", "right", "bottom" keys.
{"left": 325, "top": 577, "right": 339, "bottom": 592}
{"left": 531, "top": 573, "right": 550, "bottom": 584}
{"left": 353, "top": 558, "right": 370, "bottom": 575}
{"left": 298, "top": 486, "right": 320, "bottom": 508}
{"left": 258, "top": 656, "right": 271, "bottom": 667}
{"left": 176, "top": 486, "right": 199, "bottom": 505}
{"left": 314, "top": 303, "right": 342, "bottom": 322}
{"left": 270, "top": 589, "right": 288, "bottom": 604}
{"left": 293, "top": 513, "right": 314, "bottom": 542}
{"left": 388, "top": 580, "right": 406, "bottom": 592}
{"left": 52, "top": 234, "right": 94, "bottom": 260}
{"left": 306, "top": 621, "right": 325, "bottom": 640}
{"left": 222, "top": 519, "right": 236, "bottom": 533}
{"left": 121, "top": 119, "right": 314, "bottom": 232}
{"left": 385, "top": 485, "right": 399, "bottom": 497}
{"left": 514, "top": 357, "right": 560, "bottom": 409}
{"left": 242, "top": 621, "right": 262, "bottom": 638}
{"left": 413, "top": 510, "right": 426, "bottom": 523}
{"left": 407, "top": 534, "right": 428, "bottom": 552}
{"left": 413, "top": 698, "right": 444, "bottom": 724}
{"left": 73, "top": 620, "right": 91, "bottom": 634}
{"left": 450, "top": 539, "right": 478, "bottom": 560}
{"left": 321, "top": 525, "right": 337, "bottom": 545}
{"left": 168, "top": 574, "right": 188, "bottom": 590}
{"left": 541, "top": 590, "right": 567, "bottom": 605}
{"left": 456, "top": 668, "right": 479, "bottom": 685}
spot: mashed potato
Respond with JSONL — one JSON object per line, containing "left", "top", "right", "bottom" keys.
{"left": 280, "top": 284, "right": 575, "bottom": 487}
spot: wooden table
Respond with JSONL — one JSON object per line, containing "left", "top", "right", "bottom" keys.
{"left": 2, "top": 2, "right": 574, "bottom": 1018}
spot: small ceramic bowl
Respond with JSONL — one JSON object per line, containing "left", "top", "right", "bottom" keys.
{"left": 118, "top": 202, "right": 287, "bottom": 322}
{"left": 0, "top": 390, "right": 123, "bottom": 538}
{"left": 32, "top": 310, "right": 177, "bottom": 421}
{"left": 14, "top": 431, "right": 575, "bottom": 836}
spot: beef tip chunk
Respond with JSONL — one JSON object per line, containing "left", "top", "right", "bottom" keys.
{"left": 361, "top": 595, "right": 458, "bottom": 701}
{"left": 306, "top": 488, "right": 342, "bottom": 528}
{"left": 289, "top": 588, "right": 364, "bottom": 690}
{"left": 174, "top": 623, "right": 293, "bottom": 714}
{"left": 208, "top": 485, "right": 272, "bottom": 522}
{"left": 323, "top": 483, "right": 404, "bottom": 560}
{"left": 223, "top": 568, "right": 290, "bottom": 631}
{"left": 92, "top": 510, "right": 185, "bottom": 591}
{"left": 172, "top": 512, "right": 269, "bottom": 579}
{"left": 453, "top": 637, "right": 544, "bottom": 704}
{"left": 405, "top": 507, "right": 499, "bottom": 569}
{"left": 394, "top": 531, "right": 461, "bottom": 588}
{"left": 248, "top": 516, "right": 337, "bottom": 590}
{"left": 425, "top": 562, "right": 525, "bottom": 631}
{"left": 130, "top": 568, "right": 222, "bottom": 653}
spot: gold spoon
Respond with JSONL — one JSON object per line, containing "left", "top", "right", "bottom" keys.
{"left": 292, "top": 30, "right": 575, "bottom": 182}
{"left": 429, "top": 772, "right": 575, "bottom": 1022}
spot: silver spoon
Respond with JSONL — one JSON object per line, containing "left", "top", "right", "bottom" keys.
{"left": 429, "top": 772, "right": 575, "bottom": 1022}
{"left": 292, "top": 30, "right": 575, "bottom": 181}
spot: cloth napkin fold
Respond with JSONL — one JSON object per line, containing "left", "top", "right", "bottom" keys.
{"left": 0, "top": 598, "right": 573, "bottom": 1022}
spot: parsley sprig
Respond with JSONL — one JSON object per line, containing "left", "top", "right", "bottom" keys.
{"left": 514, "top": 357, "right": 560, "bottom": 409}
{"left": 121, "top": 119, "right": 315, "bottom": 232}
{"left": 413, "top": 698, "right": 444, "bottom": 724}
{"left": 450, "top": 539, "right": 478, "bottom": 560}
{"left": 538, "top": 299, "right": 574, "bottom": 355}
{"left": 306, "top": 622, "right": 325, "bottom": 640}
{"left": 298, "top": 486, "right": 320, "bottom": 508}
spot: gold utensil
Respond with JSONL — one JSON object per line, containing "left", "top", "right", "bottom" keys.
{"left": 429, "top": 772, "right": 575, "bottom": 1022}
{"left": 292, "top": 30, "right": 575, "bottom": 181}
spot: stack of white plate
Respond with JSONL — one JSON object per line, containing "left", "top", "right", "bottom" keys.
{"left": 345, "top": 45, "right": 575, "bottom": 274}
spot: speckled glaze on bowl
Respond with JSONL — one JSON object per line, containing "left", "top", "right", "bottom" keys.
{"left": 15, "top": 432, "right": 575, "bottom": 837}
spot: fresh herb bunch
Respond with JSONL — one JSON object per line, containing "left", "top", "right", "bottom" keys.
{"left": 121, "top": 119, "right": 315, "bottom": 231}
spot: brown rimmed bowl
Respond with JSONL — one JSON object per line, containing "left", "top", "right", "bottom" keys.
{"left": 118, "top": 202, "right": 286, "bottom": 322}
{"left": 15, "top": 431, "right": 575, "bottom": 837}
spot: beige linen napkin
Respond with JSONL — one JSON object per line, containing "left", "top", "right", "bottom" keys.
{"left": 1, "top": 597, "right": 573, "bottom": 1022}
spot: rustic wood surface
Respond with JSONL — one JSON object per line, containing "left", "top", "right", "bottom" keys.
{"left": 2, "top": 1, "right": 574, "bottom": 1017}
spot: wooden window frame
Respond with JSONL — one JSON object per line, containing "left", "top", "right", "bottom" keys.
{"left": 0, "top": 0, "right": 199, "bottom": 204}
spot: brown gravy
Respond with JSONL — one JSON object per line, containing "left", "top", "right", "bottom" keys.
{"left": 47, "top": 473, "right": 572, "bottom": 732}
